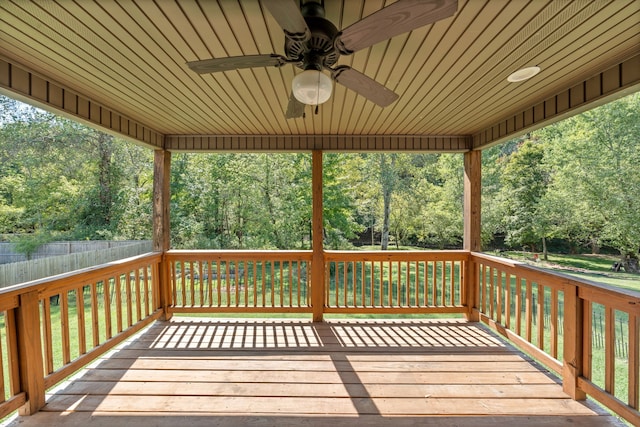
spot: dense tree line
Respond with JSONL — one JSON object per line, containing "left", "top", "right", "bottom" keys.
{"left": 0, "top": 93, "right": 638, "bottom": 269}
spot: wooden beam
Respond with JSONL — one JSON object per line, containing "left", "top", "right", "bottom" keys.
{"left": 153, "top": 149, "right": 172, "bottom": 319}
{"left": 165, "top": 135, "right": 472, "bottom": 152}
{"left": 0, "top": 58, "right": 163, "bottom": 149}
{"left": 311, "top": 150, "right": 324, "bottom": 322}
{"left": 562, "top": 284, "right": 587, "bottom": 400}
{"left": 463, "top": 151, "right": 481, "bottom": 252}
{"left": 473, "top": 54, "right": 640, "bottom": 149}
{"left": 463, "top": 151, "right": 481, "bottom": 322}
{"left": 15, "top": 291, "right": 45, "bottom": 415}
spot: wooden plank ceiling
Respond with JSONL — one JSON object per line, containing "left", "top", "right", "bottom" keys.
{"left": 0, "top": 0, "right": 639, "bottom": 151}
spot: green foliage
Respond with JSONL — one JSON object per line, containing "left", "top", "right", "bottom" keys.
{"left": 2, "top": 92, "right": 638, "bottom": 259}
{"left": 9, "top": 231, "right": 54, "bottom": 259}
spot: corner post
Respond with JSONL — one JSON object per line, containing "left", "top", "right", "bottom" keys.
{"left": 463, "top": 150, "right": 481, "bottom": 321}
{"left": 311, "top": 150, "right": 325, "bottom": 322}
{"left": 153, "top": 148, "right": 172, "bottom": 320}
{"left": 16, "top": 290, "right": 45, "bottom": 415}
{"left": 563, "top": 283, "right": 587, "bottom": 400}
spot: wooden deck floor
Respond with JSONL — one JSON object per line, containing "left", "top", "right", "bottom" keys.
{"left": 5, "top": 318, "right": 623, "bottom": 426}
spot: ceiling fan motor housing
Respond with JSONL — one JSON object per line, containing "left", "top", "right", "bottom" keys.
{"left": 285, "top": 15, "right": 339, "bottom": 70}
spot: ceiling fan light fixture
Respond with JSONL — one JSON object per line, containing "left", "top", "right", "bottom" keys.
{"left": 292, "top": 69, "right": 332, "bottom": 105}
{"left": 507, "top": 66, "right": 541, "bottom": 82}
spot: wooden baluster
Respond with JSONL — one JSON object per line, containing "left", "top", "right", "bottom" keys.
{"left": 537, "top": 284, "right": 544, "bottom": 350}
{"left": 240, "top": 261, "right": 245, "bottom": 307}
{"left": 245, "top": 261, "right": 250, "bottom": 307}
{"left": 115, "top": 276, "right": 123, "bottom": 334}
{"left": 583, "top": 300, "right": 593, "bottom": 380}
{"left": 288, "top": 261, "right": 293, "bottom": 308}
{"left": 297, "top": 261, "right": 302, "bottom": 308}
{"left": 629, "top": 313, "right": 639, "bottom": 410}
{"left": 515, "top": 276, "right": 522, "bottom": 336}
{"left": 432, "top": 261, "right": 437, "bottom": 307}
{"left": 91, "top": 283, "right": 100, "bottom": 345}
{"left": 5, "top": 309, "right": 21, "bottom": 398}
{"left": 353, "top": 261, "right": 358, "bottom": 308}
{"left": 504, "top": 273, "right": 511, "bottom": 329}
{"left": 261, "top": 263, "right": 266, "bottom": 307}
{"left": 481, "top": 265, "right": 487, "bottom": 313}
{"left": 229, "top": 262, "right": 234, "bottom": 308}
{"left": 41, "top": 298, "right": 54, "bottom": 374}
{"left": 361, "top": 262, "right": 366, "bottom": 308}
{"left": 125, "top": 274, "right": 133, "bottom": 328}
{"left": 199, "top": 262, "right": 205, "bottom": 307}
{"left": 104, "top": 278, "right": 112, "bottom": 340}
{"left": 525, "top": 279, "right": 532, "bottom": 343}
{"left": 550, "top": 288, "right": 558, "bottom": 358}
{"left": 190, "top": 261, "right": 197, "bottom": 307}
{"left": 489, "top": 267, "right": 495, "bottom": 319}
{"left": 61, "top": 291, "right": 71, "bottom": 364}
{"left": 76, "top": 287, "right": 86, "bottom": 355}
{"left": 449, "top": 261, "right": 455, "bottom": 306}
{"left": 170, "top": 261, "right": 177, "bottom": 308}
{"left": 254, "top": 262, "right": 259, "bottom": 307}
{"left": 605, "top": 306, "right": 615, "bottom": 394}
{"left": 143, "top": 267, "right": 150, "bottom": 317}
{"left": 441, "top": 261, "right": 446, "bottom": 307}
{"left": 496, "top": 270, "right": 502, "bottom": 324}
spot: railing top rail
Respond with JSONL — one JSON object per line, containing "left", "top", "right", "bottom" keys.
{"left": 324, "top": 250, "right": 469, "bottom": 261}
{"left": 0, "top": 252, "right": 162, "bottom": 298}
{"left": 470, "top": 251, "right": 640, "bottom": 306}
{"left": 166, "top": 250, "right": 313, "bottom": 261}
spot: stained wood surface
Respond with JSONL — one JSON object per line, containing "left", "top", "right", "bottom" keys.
{"left": 5, "top": 318, "right": 623, "bottom": 426}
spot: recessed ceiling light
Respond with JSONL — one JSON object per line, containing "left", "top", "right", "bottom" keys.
{"left": 507, "top": 66, "right": 541, "bottom": 82}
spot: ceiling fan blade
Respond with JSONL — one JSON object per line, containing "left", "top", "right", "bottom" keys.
{"left": 187, "top": 54, "right": 286, "bottom": 74}
{"left": 262, "top": 0, "right": 310, "bottom": 42}
{"left": 333, "top": 66, "right": 398, "bottom": 107}
{"left": 335, "top": 0, "right": 457, "bottom": 54}
{"left": 285, "top": 92, "right": 305, "bottom": 119}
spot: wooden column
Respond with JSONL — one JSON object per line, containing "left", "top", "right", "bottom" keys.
{"left": 563, "top": 284, "right": 587, "bottom": 400}
{"left": 16, "top": 291, "right": 45, "bottom": 415}
{"left": 153, "top": 149, "right": 172, "bottom": 319}
{"left": 311, "top": 150, "right": 325, "bottom": 322}
{"left": 463, "top": 150, "right": 481, "bottom": 321}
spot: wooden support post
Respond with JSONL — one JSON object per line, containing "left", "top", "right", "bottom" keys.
{"left": 563, "top": 284, "right": 587, "bottom": 400}
{"left": 153, "top": 149, "right": 172, "bottom": 320}
{"left": 463, "top": 150, "right": 481, "bottom": 321}
{"left": 311, "top": 150, "right": 325, "bottom": 322}
{"left": 16, "top": 290, "right": 45, "bottom": 415}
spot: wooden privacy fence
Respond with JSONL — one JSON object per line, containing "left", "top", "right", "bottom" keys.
{"left": 470, "top": 252, "right": 640, "bottom": 426}
{"left": 0, "top": 252, "right": 162, "bottom": 418}
{"left": 0, "top": 241, "right": 153, "bottom": 287}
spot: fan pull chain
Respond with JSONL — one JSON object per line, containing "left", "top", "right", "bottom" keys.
{"left": 315, "top": 105, "right": 319, "bottom": 115}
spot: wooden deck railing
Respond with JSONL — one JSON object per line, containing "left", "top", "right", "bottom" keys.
{"left": 164, "top": 250, "right": 313, "bottom": 315}
{"left": 0, "top": 252, "right": 162, "bottom": 417}
{"left": 0, "top": 249, "right": 637, "bottom": 424}
{"left": 470, "top": 252, "right": 640, "bottom": 425}
{"left": 324, "top": 250, "right": 467, "bottom": 314}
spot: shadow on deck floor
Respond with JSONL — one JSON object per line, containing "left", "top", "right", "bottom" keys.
{"left": 3, "top": 318, "right": 623, "bottom": 426}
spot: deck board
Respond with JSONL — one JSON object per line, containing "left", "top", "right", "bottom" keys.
{"left": 3, "top": 318, "right": 624, "bottom": 426}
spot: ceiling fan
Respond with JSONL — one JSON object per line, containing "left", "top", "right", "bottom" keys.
{"left": 187, "top": 0, "right": 457, "bottom": 119}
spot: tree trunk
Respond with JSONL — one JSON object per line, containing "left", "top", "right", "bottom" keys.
{"left": 623, "top": 254, "right": 640, "bottom": 273}
{"left": 542, "top": 236, "right": 548, "bottom": 261}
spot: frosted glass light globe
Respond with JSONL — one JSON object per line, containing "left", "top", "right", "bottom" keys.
{"left": 292, "top": 70, "right": 332, "bottom": 105}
